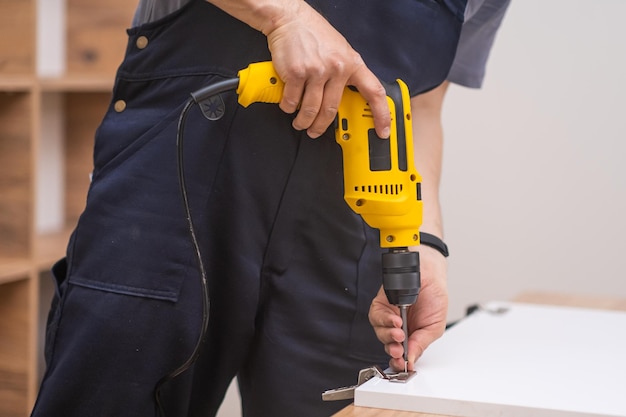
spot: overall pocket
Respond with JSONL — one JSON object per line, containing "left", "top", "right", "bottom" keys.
{"left": 69, "top": 71, "right": 242, "bottom": 304}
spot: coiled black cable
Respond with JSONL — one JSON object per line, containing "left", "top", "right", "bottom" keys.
{"left": 155, "top": 77, "right": 239, "bottom": 417}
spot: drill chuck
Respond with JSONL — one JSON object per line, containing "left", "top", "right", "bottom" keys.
{"left": 382, "top": 249, "right": 420, "bottom": 306}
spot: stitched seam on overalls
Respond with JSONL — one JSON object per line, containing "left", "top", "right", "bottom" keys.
{"left": 116, "top": 68, "right": 236, "bottom": 83}
{"left": 70, "top": 277, "right": 179, "bottom": 302}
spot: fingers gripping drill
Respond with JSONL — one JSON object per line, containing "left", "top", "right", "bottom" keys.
{"left": 192, "top": 62, "right": 422, "bottom": 370}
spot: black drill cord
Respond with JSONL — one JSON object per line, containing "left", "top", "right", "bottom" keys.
{"left": 154, "top": 98, "right": 209, "bottom": 417}
{"left": 155, "top": 78, "right": 239, "bottom": 417}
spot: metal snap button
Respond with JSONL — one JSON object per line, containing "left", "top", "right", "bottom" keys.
{"left": 136, "top": 36, "right": 149, "bottom": 49}
{"left": 114, "top": 100, "right": 127, "bottom": 112}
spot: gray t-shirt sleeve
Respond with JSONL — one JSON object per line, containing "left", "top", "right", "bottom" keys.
{"left": 447, "top": 0, "right": 511, "bottom": 88}
{"left": 132, "top": 0, "right": 192, "bottom": 26}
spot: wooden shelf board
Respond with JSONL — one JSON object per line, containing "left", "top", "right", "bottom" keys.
{"left": 0, "top": 374, "right": 28, "bottom": 417}
{"left": 0, "top": 77, "right": 35, "bottom": 92}
{"left": 0, "top": 76, "right": 115, "bottom": 93}
{"left": 0, "top": 229, "right": 74, "bottom": 281}
{"left": 514, "top": 290, "right": 626, "bottom": 312}
{"left": 0, "top": 276, "right": 30, "bottom": 417}
{"left": 39, "top": 75, "right": 114, "bottom": 93}
{"left": 0, "top": 260, "right": 31, "bottom": 285}
{"left": 34, "top": 228, "right": 73, "bottom": 270}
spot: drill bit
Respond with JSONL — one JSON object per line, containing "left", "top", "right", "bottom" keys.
{"left": 400, "top": 305, "right": 409, "bottom": 373}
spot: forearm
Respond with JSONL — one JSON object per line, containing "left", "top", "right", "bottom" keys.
{"left": 411, "top": 81, "right": 450, "bottom": 239}
{"left": 205, "top": 0, "right": 304, "bottom": 35}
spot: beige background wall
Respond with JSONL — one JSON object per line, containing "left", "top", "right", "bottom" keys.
{"left": 441, "top": 0, "right": 626, "bottom": 321}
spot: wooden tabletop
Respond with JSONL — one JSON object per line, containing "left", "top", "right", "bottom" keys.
{"left": 333, "top": 407, "right": 442, "bottom": 417}
{"left": 332, "top": 291, "right": 626, "bottom": 417}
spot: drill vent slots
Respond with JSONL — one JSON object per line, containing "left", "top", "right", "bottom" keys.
{"left": 354, "top": 184, "right": 404, "bottom": 195}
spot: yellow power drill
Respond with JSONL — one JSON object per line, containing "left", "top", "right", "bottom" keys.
{"left": 192, "top": 61, "right": 422, "bottom": 370}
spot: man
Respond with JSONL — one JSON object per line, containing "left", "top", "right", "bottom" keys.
{"left": 31, "top": 0, "right": 508, "bottom": 416}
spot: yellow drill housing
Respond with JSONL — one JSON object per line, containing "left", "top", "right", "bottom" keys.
{"left": 335, "top": 81, "right": 422, "bottom": 248}
{"left": 236, "top": 62, "right": 423, "bottom": 248}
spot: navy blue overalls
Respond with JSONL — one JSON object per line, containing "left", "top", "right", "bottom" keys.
{"left": 32, "top": 0, "right": 465, "bottom": 416}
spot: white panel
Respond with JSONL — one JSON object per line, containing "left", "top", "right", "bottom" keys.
{"left": 356, "top": 303, "right": 626, "bottom": 417}
{"left": 36, "top": 93, "right": 65, "bottom": 233}
{"left": 37, "top": 0, "right": 66, "bottom": 77}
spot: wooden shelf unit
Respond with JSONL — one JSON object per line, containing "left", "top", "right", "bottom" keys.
{"left": 0, "top": 1, "right": 136, "bottom": 415}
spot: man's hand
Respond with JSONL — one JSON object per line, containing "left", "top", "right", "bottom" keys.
{"left": 264, "top": 2, "right": 389, "bottom": 139}
{"left": 207, "top": 0, "right": 390, "bottom": 139}
{"left": 369, "top": 245, "right": 448, "bottom": 371}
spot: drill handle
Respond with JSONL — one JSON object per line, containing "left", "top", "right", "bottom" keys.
{"left": 237, "top": 62, "right": 285, "bottom": 107}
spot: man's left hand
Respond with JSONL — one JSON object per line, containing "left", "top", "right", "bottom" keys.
{"left": 369, "top": 245, "right": 448, "bottom": 371}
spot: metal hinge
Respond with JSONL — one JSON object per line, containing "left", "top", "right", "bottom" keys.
{"left": 322, "top": 365, "right": 416, "bottom": 401}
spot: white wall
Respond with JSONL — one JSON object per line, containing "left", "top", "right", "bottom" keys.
{"left": 442, "top": 0, "right": 626, "bottom": 320}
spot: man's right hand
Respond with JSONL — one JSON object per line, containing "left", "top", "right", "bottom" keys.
{"left": 207, "top": 0, "right": 391, "bottom": 139}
